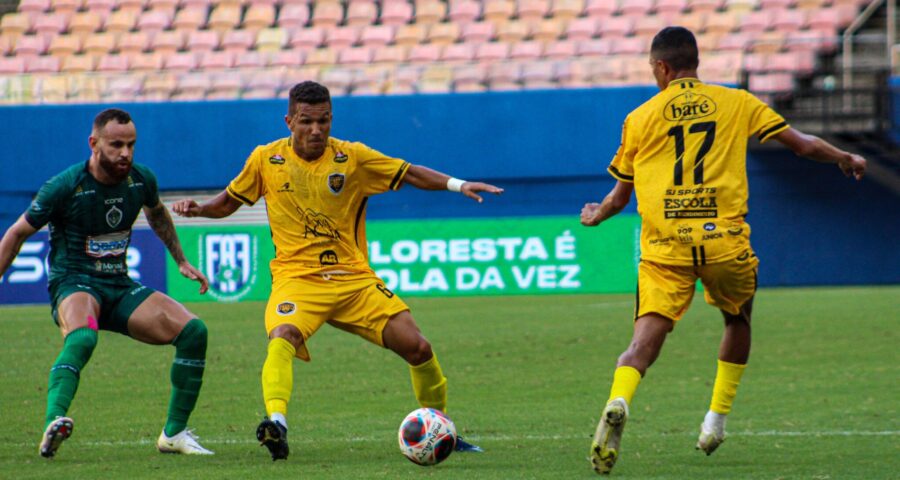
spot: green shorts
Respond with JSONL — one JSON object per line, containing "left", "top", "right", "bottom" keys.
{"left": 49, "top": 274, "right": 156, "bottom": 336}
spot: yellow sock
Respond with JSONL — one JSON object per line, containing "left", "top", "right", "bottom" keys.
{"left": 409, "top": 354, "right": 447, "bottom": 412}
{"left": 607, "top": 366, "right": 642, "bottom": 406}
{"left": 710, "top": 359, "right": 747, "bottom": 414}
{"left": 262, "top": 337, "right": 296, "bottom": 416}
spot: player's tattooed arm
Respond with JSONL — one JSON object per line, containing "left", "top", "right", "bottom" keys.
{"left": 144, "top": 202, "right": 188, "bottom": 264}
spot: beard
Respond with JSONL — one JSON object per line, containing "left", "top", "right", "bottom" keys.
{"left": 97, "top": 150, "right": 132, "bottom": 182}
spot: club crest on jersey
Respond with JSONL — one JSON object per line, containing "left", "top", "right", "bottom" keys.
{"left": 106, "top": 205, "right": 123, "bottom": 228}
{"left": 334, "top": 151, "right": 348, "bottom": 163}
{"left": 328, "top": 173, "right": 345, "bottom": 194}
{"left": 276, "top": 302, "right": 296, "bottom": 315}
{"left": 269, "top": 155, "right": 285, "bottom": 165}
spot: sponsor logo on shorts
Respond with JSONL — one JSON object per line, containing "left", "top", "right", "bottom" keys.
{"left": 86, "top": 230, "right": 130, "bottom": 258}
{"left": 276, "top": 302, "right": 296, "bottom": 315}
{"left": 703, "top": 222, "right": 716, "bottom": 231}
{"left": 328, "top": 173, "right": 345, "bottom": 194}
{"left": 319, "top": 250, "right": 338, "bottom": 265}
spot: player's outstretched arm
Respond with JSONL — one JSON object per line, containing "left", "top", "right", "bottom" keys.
{"left": 171, "top": 190, "right": 243, "bottom": 218}
{"left": 402, "top": 164, "right": 504, "bottom": 203}
{"left": 144, "top": 202, "right": 209, "bottom": 294}
{"left": 581, "top": 181, "right": 634, "bottom": 227}
{"left": 0, "top": 215, "right": 38, "bottom": 279}
{"left": 773, "top": 128, "right": 867, "bottom": 180}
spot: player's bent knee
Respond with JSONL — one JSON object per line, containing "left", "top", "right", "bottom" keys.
{"left": 270, "top": 323, "right": 304, "bottom": 348}
{"left": 173, "top": 318, "right": 208, "bottom": 352}
{"left": 407, "top": 338, "right": 433, "bottom": 366}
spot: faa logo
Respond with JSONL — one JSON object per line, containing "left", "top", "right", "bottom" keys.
{"left": 202, "top": 233, "right": 258, "bottom": 301}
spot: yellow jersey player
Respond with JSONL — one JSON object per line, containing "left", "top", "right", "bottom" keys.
{"left": 580, "top": 27, "right": 867, "bottom": 475}
{"left": 172, "top": 81, "right": 503, "bottom": 461}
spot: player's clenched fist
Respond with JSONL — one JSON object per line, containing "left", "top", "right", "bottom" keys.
{"left": 580, "top": 203, "right": 603, "bottom": 227}
{"left": 171, "top": 199, "right": 201, "bottom": 217}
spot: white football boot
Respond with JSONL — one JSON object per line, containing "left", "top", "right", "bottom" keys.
{"left": 39, "top": 416, "right": 74, "bottom": 458}
{"left": 157, "top": 428, "right": 214, "bottom": 455}
{"left": 590, "top": 397, "right": 628, "bottom": 475}
{"left": 696, "top": 411, "right": 727, "bottom": 456}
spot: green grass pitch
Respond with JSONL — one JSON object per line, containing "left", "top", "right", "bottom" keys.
{"left": 1, "top": 286, "right": 897, "bottom": 479}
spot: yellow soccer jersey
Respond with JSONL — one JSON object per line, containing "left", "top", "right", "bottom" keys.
{"left": 609, "top": 78, "right": 788, "bottom": 266}
{"left": 227, "top": 137, "right": 410, "bottom": 279}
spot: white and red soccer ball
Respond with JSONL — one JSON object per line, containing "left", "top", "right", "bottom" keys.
{"left": 398, "top": 407, "right": 457, "bottom": 466}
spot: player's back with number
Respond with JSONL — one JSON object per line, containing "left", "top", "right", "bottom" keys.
{"left": 609, "top": 79, "right": 788, "bottom": 266}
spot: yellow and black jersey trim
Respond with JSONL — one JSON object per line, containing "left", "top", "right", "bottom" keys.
{"left": 758, "top": 122, "right": 789, "bottom": 143}
{"left": 389, "top": 161, "right": 411, "bottom": 190}
{"left": 226, "top": 186, "right": 255, "bottom": 206}
{"left": 608, "top": 166, "right": 634, "bottom": 183}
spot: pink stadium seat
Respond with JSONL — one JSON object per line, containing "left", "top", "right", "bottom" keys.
{"left": 207, "top": 5, "right": 242, "bottom": 32}
{"left": 209, "top": 71, "right": 244, "bottom": 98}
{"left": 243, "top": 4, "right": 276, "bottom": 31}
{"left": 748, "top": 31, "right": 785, "bottom": 53}
{"left": 440, "top": 42, "right": 475, "bottom": 62}
{"left": 320, "top": 67, "right": 353, "bottom": 95}
{"left": 576, "top": 38, "right": 612, "bottom": 56}
{"left": 428, "top": 22, "right": 461, "bottom": 45}
{"left": 84, "top": 0, "right": 114, "bottom": 14}
{"left": 199, "top": 50, "right": 235, "bottom": 69}
{"left": 118, "top": 32, "right": 150, "bottom": 55}
{"left": 380, "top": 1, "right": 413, "bottom": 26}
{"left": 460, "top": 21, "right": 495, "bottom": 43}
{"left": 619, "top": 0, "right": 654, "bottom": 17}
{"left": 1, "top": 13, "right": 33, "bottom": 37}
{"left": 612, "top": 36, "right": 648, "bottom": 55}
{"left": 487, "top": 62, "right": 521, "bottom": 90}
{"left": 359, "top": 25, "right": 394, "bottom": 47}
{"left": 412, "top": 0, "right": 445, "bottom": 25}
{"left": 221, "top": 29, "right": 255, "bottom": 53}
{"left": 61, "top": 54, "right": 96, "bottom": 71}
{"left": 531, "top": 18, "right": 565, "bottom": 42}
{"left": 565, "top": 18, "right": 597, "bottom": 41}
{"left": 759, "top": 0, "right": 794, "bottom": 8}
{"left": 325, "top": 26, "right": 360, "bottom": 49}
{"left": 769, "top": 50, "right": 814, "bottom": 73}
{"left": 656, "top": 0, "right": 688, "bottom": 15}
{"left": 235, "top": 51, "right": 265, "bottom": 68}
{"left": 187, "top": 30, "right": 221, "bottom": 51}
{"left": 394, "top": 23, "right": 426, "bottom": 46}
{"left": 807, "top": 8, "right": 839, "bottom": 31}
{"left": 14, "top": 35, "right": 48, "bottom": 56}
{"left": 741, "top": 52, "right": 767, "bottom": 73}
{"left": 173, "top": 7, "right": 208, "bottom": 31}
{"left": 448, "top": 0, "right": 481, "bottom": 23}
{"left": 690, "top": 0, "right": 724, "bottom": 13}
{"left": 634, "top": 16, "right": 665, "bottom": 38}
{"left": 597, "top": 17, "right": 633, "bottom": 38}
{"left": 544, "top": 39, "right": 576, "bottom": 59}
{"left": 181, "top": 0, "right": 213, "bottom": 9}
{"left": 550, "top": 0, "right": 584, "bottom": 20}
{"left": 408, "top": 43, "right": 442, "bottom": 63}
{"left": 496, "top": 20, "right": 528, "bottom": 43}
{"left": 748, "top": 72, "right": 793, "bottom": 93}
{"left": 784, "top": 29, "right": 825, "bottom": 52}
{"left": 517, "top": 0, "right": 550, "bottom": 22}
{"left": 522, "top": 61, "right": 555, "bottom": 89}
{"left": 256, "top": 27, "right": 288, "bottom": 52}
{"left": 0, "top": 57, "right": 26, "bottom": 73}
{"left": 739, "top": 10, "right": 772, "bottom": 34}
{"left": 103, "top": 73, "right": 143, "bottom": 100}
{"left": 68, "top": 12, "right": 104, "bottom": 39}
{"left": 510, "top": 40, "right": 543, "bottom": 59}
{"left": 244, "top": 69, "right": 281, "bottom": 97}
{"left": 268, "top": 49, "right": 305, "bottom": 67}
{"left": 129, "top": 52, "right": 164, "bottom": 71}
{"left": 338, "top": 46, "right": 373, "bottom": 64}
{"left": 33, "top": 13, "right": 68, "bottom": 39}
{"left": 698, "top": 51, "right": 741, "bottom": 78}
{"left": 104, "top": 10, "right": 138, "bottom": 34}
{"left": 703, "top": 12, "right": 737, "bottom": 35}
{"left": 164, "top": 52, "right": 197, "bottom": 71}
{"left": 475, "top": 41, "right": 509, "bottom": 61}
{"left": 151, "top": 30, "right": 185, "bottom": 55}
{"left": 584, "top": 0, "right": 615, "bottom": 18}
{"left": 51, "top": 0, "right": 84, "bottom": 15}
{"left": 311, "top": 3, "right": 344, "bottom": 28}
{"left": 372, "top": 44, "right": 407, "bottom": 63}
{"left": 717, "top": 32, "right": 751, "bottom": 51}
{"left": 556, "top": 59, "right": 588, "bottom": 88}
{"left": 386, "top": 65, "right": 418, "bottom": 94}
{"left": 18, "top": 0, "right": 51, "bottom": 15}
{"left": 483, "top": 0, "right": 515, "bottom": 23}
{"left": 176, "top": 72, "right": 211, "bottom": 97}
{"left": 277, "top": 4, "right": 309, "bottom": 28}
{"left": 48, "top": 34, "right": 81, "bottom": 57}
{"left": 289, "top": 26, "right": 325, "bottom": 49}
{"left": 96, "top": 53, "right": 129, "bottom": 71}
{"left": 346, "top": 2, "right": 377, "bottom": 27}
{"left": 772, "top": 9, "right": 806, "bottom": 32}
{"left": 117, "top": 0, "right": 148, "bottom": 13}
{"left": 453, "top": 63, "right": 486, "bottom": 92}
{"left": 304, "top": 47, "right": 337, "bottom": 65}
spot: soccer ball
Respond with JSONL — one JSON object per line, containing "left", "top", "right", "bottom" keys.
{"left": 398, "top": 407, "right": 457, "bottom": 466}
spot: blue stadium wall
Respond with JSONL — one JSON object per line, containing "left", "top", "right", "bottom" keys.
{"left": 1, "top": 87, "right": 897, "bottom": 290}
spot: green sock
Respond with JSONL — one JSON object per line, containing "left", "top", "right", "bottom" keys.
{"left": 164, "top": 319, "right": 207, "bottom": 437}
{"left": 45, "top": 327, "right": 98, "bottom": 427}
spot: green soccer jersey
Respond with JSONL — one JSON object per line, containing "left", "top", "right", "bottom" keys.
{"left": 25, "top": 161, "right": 160, "bottom": 282}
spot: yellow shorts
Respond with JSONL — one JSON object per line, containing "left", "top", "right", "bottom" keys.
{"left": 265, "top": 272, "right": 410, "bottom": 361}
{"left": 636, "top": 250, "right": 759, "bottom": 322}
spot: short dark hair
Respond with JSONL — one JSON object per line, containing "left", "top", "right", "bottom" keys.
{"left": 93, "top": 108, "right": 132, "bottom": 131}
{"left": 650, "top": 26, "right": 699, "bottom": 71}
{"left": 288, "top": 81, "right": 331, "bottom": 115}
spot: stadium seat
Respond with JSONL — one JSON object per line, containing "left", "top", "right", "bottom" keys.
{"left": 460, "top": 21, "right": 494, "bottom": 43}
{"left": 747, "top": 72, "right": 793, "bottom": 93}
{"left": 521, "top": 60, "right": 555, "bottom": 89}
{"left": 742, "top": 52, "right": 767, "bottom": 73}
{"left": 51, "top": 0, "right": 84, "bottom": 15}
{"left": 338, "top": 46, "right": 373, "bottom": 64}
{"left": 268, "top": 49, "right": 305, "bottom": 67}
{"left": 34, "top": 13, "right": 68, "bottom": 41}
{"left": 475, "top": 41, "right": 509, "bottom": 61}
{"left": 619, "top": 0, "right": 654, "bottom": 18}
{"left": 550, "top": 0, "right": 585, "bottom": 21}
{"left": 690, "top": 0, "right": 725, "bottom": 14}
{"left": 740, "top": 10, "right": 772, "bottom": 34}
{"left": 346, "top": 2, "right": 377, "bottom": 27}
{"left": 151, "top": 30, "right": 185, "bottom": 55}
{"left": 18, "top": 0, "right": 51, "bottom": 15}
{"left": 386, "top": 65, "right": 418, "bottom": 94}
{"left": 305, "top": 47, "right": 338, "bottom": 65}
{"left": 256, "top": 27, "right": 288, "bottom": 51}
{"left": 453, "top": 63, "right": 486, "bottom": 92}
{"left": 412, "top": 0, "right": 445, "bottom": 25}
{"left": 147, "top": 0, "right": 178, "bottom": 11}
{"left": 181, "top": 0, "right": 214, "bottom": 9}
{"left": 175, "top": 72, "right": 211, "bottom": 98}
{"left": 352, "top": 66, "right": 389, "bottom": 95}
{"left": 544, "top": 39, "right": 576, "bottom": 59}
{"left": 48, "top": 34, "right": 81, "bottom": 56}
{"left": 584, "top": 0, "right": 616, "bottom": 17}
{"left": 325, "top": 26, "right": 360, "bottom": 50}
{"left": 319, "top": 68, "right": 353, "bottom": 95}
{"left": 517, "top": 0, "right": 550, "bottom": 22}
{"left": 84, "top": 0, "right": 115, "bottom": 15}
{"left": 372, "top": 44, "right": 407, "bottom": 63}
{"left": 221, "top": 29, "right": 255, "bottom": 53}
{"left": 1, "top": 13, "right": 33, "bottom": 38}
{"left": 428, "top": 22, "right": 461, "bottom": 45}
{"left": 235, "top": 51, "right": 265, "bottom": 68}
{"left": 172, "top": 7, "right": 209, "bottom": 31}
{"left": 311, "top": 3, "right": 344, "bottom": 28}
{"left": 140, "top": 72, "right": 177, "bottom": 99}
{"left": 717, "top": 32, "right": 751, "bottom": 51}
{"left": 380, "top": 1, "right": 413, "bottom": 26}
{"left": 102, "top": 72, "right": 143, "bottom": 98}
{"left": 68, "top": 12, "right": 104, "bottom": 40}
{"left": 487, "top": 62, "right": 521, "bottom": 90}
{"left": 408, "top": 43, "right": 441, "bottom": 63}
{"left": 289, "top": 26, "right": 325, "bottom": 49}
{"left": 208, "top": 5, "right": 242, "bottom": 32}
{"left": 137, "top": 10, "right": 173, "bottom": 34}
{"left": 531, "top": 18, "right": 565, "bottom": 43}
{"left": 14, "top": 35, "right": 48, "bottom": 56}
{"left": 598, "top": 17, "right": 633, "bottom": 38}
{"left": 0, "top": 57, "right": 26, "bottom": 73}
{"left": 27, "top": 55, "right": 61, "bottom": 73}
{"left": 440, "top": 42, "right": 475, "bottom": 62}
{"left": 117, "top": 0, "right": 148, "bottom": 14}
{"left": 164, "top": 52, "right": 197, "bottom": 71}
{"left": 244, "top": 68, "right": 281, "bottom": 98}
{"left": 359, "top": 25, "right": 394, "bottom": 47}
{"left": 772, "top": 9, "right": 806, "bottom": 31}
{"left": 483, "top": 0, "right": 516, "bottom": 23}
{"left": 510, "top": 40, "right": 543, "bottom": 59}
{"left": 769, "top": 50, "right": 815, "bottom": 73}
{"left": 129, "top": 51, "right": 164, "bottom": 71}
{"left": 556, "top": 59, "right": 588, "bottom": 87}
{"left": 199, "top": 50, "right": 235, "bottom": 69}
{"left": 565, "top": 18, "right": 597, "bottom": 42}
{"left": 244, "top": 4, "right": 276, "bottom": 31}
{"left": 576, "top": 38, "right": 612, "bottom": 56}
{"left": 68, "top": 73, "right": 106, "bottom": 103}
{"left": 208, "top": 71, "right": 244, "bottom": 98}
{"left": 703, "top": 12, "right": 736, "bottom": 35}
{"left": 118, "top": 32, "right": 151, "bottom": 55}
{"left": 724, "top": 0, "right": 757, "bottom": 13}
{"left": 656, "top": 0, "right": 688, "bottom": 15}
{"left": 748, "top": 31, "right": 785, "bottom": 53}
{"left": 698, "top": 51, "right": 741, "bottom": 81}
{"left": 417, "top": 65, "right": 453, "bottom": 93}
{"left": 612, "top": 36, "right": 648, "bottom": 55}
{"left": 104, "top": 10, "right": 138, "bottom": 34}
{"left": 36, "top": 75, "right": 69, "bottom": 103}
{"left": 277, "top": 4, "right": 309, "bottom": 28}
{"left": 448, "top": 0, "right": 482, "bottom": 23}
{"left": 807, "top": 8, "right": 840, "bottom": 31}
{"left": 784, "top": 29, "right": 825, "bottom": 52}
{"left": 187, "top": 30, "right": 221, "bottom": 51}
{"left": 96, "top": 53, "right": 129, "bottom": 71}
{"left": 759, "top": 0, "right": 794, "bottom": 8}
{"left": 634, "top": 16, "right": 665, "bottom": 38}
{"left": 394, "top": 24, "right": 427, "bottom": 46}
{"left": 0, "top": 35, "right": 12, "bottom": 56}
{"left": 496, "top": 20, "right": 529, "bottom": 43}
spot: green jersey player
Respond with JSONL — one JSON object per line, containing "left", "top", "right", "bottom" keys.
{"left": 0, "top": 109, "right": 213, "bottom": 458}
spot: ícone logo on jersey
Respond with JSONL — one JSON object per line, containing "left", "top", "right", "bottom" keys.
{"left": 201, "top": 233, "right": 258, "bottom": 301}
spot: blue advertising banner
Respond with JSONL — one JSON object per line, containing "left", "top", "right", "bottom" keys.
{"left": 0, "top": 229, "right": 167, "bottom": 305}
